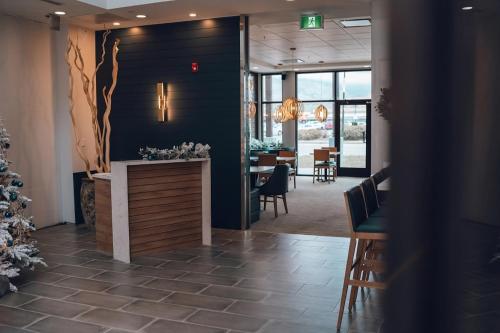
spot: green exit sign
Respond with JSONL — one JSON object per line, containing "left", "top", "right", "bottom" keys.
{"left": 300, "top": 15, "right": 324, "bottom": 30}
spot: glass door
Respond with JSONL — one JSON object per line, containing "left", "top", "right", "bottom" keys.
{"left": 335, "top": 101, "right": 371, "bottom": 177}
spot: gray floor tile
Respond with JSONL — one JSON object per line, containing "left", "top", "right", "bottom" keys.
{"left": 0, "top": 325, "right": 32, "bottom": 333}
{"left": 91, "top": 271, "right": 153, "bottom": 285}
{"left": 27, "top": 316, "right": 105, "bottom": 333}
{"left": 82, "top": 260, "right": 132, "bottom": 272}
{"left": 236, "top": 278, "right": 303, "bottom": 293}
{"left": 20, "top": 282, "right": 77, "bottom": 299}
{"left": 78, "top": 308, "right": 153, "bottom": 331}
{"left": 56, "top": 277, "right": 113, "bottom": 292}
{"left": 65, "top": 291, "right": 132, "bottom": 309}
{"left": 0, "top": 305, "right": 43, "bottom": 327}
{"left": 163, "top": 292, "right": 233, "bottom": 311}
{"left": 0, "top": 293, "right": 37, "bottom": 307}
{"left": 106, "top": 285, "right": 169, "bottom": 300}
{"left": 226, "top": 301, "right": 304, "bottom": 320}
{"left": 21, "top": 298, "right": 90, "bottom": 318}
{"left": 145, "top": 278, "right": 207, "bottom": 293}
{"left": 177, "top": 272, "right": 240, "bottom": 286}
{"left": 187, "top": 310, "right": 267, "bottom": 332}
{"left": 259, "top": 321, "right": 333, "bottom": 333}
{"left": 202, "top": 286, "right": 267, "bottom": 301}
{"left": 130, "top": 266, "right": 185, "bottom": 279}
{"left": 49, "top": 265, "right": 103, "bottom": 278}
{"left": 160, "top": 261, "right": 215, "bottom": 273}
{"left": 143, "top": 319, "right": 225, "bottom": 333}
{"left": 123, "top": 300, "right": 195, "bottom": 320}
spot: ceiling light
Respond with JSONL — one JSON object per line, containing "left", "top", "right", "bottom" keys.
{"left": 252, "top": 66, "right": 259, "bottom": 70}
{"left": 340, "top": 19, "right": 371, "bottom": 28}
{"left": 113, "top": 22, "right": 121, "bottom": 26}
{"left": 54, "top": 11, "right": 66, "bottom": 16}
{"left": 136, "top": 14, "right": 147, "bottom": 18}
{"left": 189, "top": 13, "right": 197, "bottom": 17}
{"left": 286, "top": 0, "right": 295, "bottom": 2}
{"left": 461, "top": 6, "right": 473, "bottom": 10}
{"left": 363, "top": 65, "right": 371, "bottom": 68}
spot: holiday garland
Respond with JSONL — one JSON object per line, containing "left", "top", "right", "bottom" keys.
{"left": 139, "top": 142, "right": 211, "bottom": 161}
{"left": 0, "top": 122, "right": 45, "bottom": 292}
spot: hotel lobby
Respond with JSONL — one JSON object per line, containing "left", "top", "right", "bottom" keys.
{"left": 1, "top": 0, "right": 500, "bottom": 332}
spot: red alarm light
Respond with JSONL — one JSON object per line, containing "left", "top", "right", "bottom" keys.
{"left": 191, "top": 62, "right": 199, "bottom": 73}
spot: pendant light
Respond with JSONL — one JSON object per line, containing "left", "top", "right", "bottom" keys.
{"left": 274, "top": 104, "right": 288, "bottom": 123}
{"left": 248, "top": 102, "right": 257, "bottom": 119}
{"left": 314, "top": 104, "right": 328, "bottom": 122}
{"left": 283, "top": 97, "right": 304, "bottom": 120}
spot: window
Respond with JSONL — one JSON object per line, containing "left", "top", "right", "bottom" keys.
{"left": 337, "top": 71, "right": 371, "bottom": 100}
{"left": 261, "top": 74, "right": 283, "bottom": 143}
{"left": 296, "top": 72, "right": 335, "bottom": 174}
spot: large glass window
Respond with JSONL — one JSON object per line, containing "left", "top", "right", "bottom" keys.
{"left": 337, "top": 71, "right": 371, "bottom": 100}
{"left": 261, "top": 74, "right": 283, "bottom": 143}
{"left": 297, "top": 72, "right": 335, "bottom": 174}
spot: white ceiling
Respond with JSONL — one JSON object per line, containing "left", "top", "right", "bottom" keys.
{"left": 0, "top": 0, "right": 372, "bottom": 71}
{"left": 250, "top": 18, "right": 371, "bottom": 72}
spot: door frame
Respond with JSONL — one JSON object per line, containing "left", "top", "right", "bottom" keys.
{"left": 334, "top": 100, "right": 372, "bottom": 177}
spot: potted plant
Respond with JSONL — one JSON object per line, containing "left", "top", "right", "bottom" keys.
{"left": 65, "top": 30, "right": 120, "bottom": 228}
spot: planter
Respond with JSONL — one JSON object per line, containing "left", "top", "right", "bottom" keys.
{"left": 80, "top": 178, "right": 96, "bottom": 229}
{"left": 0, "top": 276, "right": 9, "bottom": 297}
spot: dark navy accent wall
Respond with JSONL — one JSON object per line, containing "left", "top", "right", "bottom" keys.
{"left": 95, "top": 17, "right": 242, "bottom": 229}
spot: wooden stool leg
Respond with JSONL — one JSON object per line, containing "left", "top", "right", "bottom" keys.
{"left": 273, "top": 196, "right": 278, "bottom": 218}
{"left": 337, "top": 237, "right": 357, "bottom": 331}
{"left": 282, "top": 194, "right": 288, "bottom": 214}
{"left": 349, "top": 239, "right": 365, "bottom": 311}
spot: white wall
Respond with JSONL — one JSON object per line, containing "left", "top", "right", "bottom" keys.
{"left": 371, "top": 0, "right": 391, "bottom": 172}
{"left": 281, "top": 71, "right": 296, "bottom": 148}
{"left": 0, "top": 14, "right": 96, "bottom": 227}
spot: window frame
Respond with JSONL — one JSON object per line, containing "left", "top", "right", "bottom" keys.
{"left": 260, "top": 73, "right": 284, "bottom": 141}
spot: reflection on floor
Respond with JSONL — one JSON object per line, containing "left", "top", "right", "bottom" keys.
{"left": 252, "top": 176, "right": 361, "bottom": 237}
{"left": 0, "top": 224, "right": 383, "bottom": 333}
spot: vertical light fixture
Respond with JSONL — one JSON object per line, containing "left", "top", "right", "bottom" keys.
{"left": 157, "top": 82, "right": 167, "bottom": 122}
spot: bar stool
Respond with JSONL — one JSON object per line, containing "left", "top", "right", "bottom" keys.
{"left": 337, "top": 186, "right": 387, "bottom": 330}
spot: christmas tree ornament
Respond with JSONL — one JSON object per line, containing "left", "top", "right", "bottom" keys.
{"left": 0, "top": 121, "right": 45, "bottom": 293}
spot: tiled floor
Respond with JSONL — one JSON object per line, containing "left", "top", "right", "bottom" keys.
{"left": 0, "top": 224, "right": 383, "bottom": 333}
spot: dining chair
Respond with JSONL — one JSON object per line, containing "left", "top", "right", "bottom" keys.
{"left": 278, "top": 150, "right": 297, "bottom": 189}
{"left": 337, "top": 186, "right": 387, "bottom": 330}
{"left": 258, "top": 153, "right": 277, "bottom": 182}
{"left": 313, "top": 149, "right": 335, "bottom": 183}
{"left": 371, "top": 170, "right": 388, "bottom": 205}
{"left": 321, "top": 146, "right": 338, "bottom": 180}
{"left": 257, "top": 164, "right": 289, "bottom": 218}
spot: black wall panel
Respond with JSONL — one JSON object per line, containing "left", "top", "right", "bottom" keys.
{"left": 95, "top": 17, "right": 242, "bottom": 229}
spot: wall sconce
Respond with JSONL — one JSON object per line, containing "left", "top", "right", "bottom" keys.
{"left": 157, "top": 82, "right": 168, "bottom": 122}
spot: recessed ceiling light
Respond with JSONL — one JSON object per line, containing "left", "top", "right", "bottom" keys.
{"left": 363, "top": 65, "right": 371, "bottom": 68}
{"left": 286, "top": 0, "right": 295, "bottom": 2}
{"left": 54, "top": 11, "right": 66, "bottom": 16}
{"left": 112, "top": 22, "right": 121, "bottom": 26}
{"left": 340, "top": 18, "right": 371, "bottom": 28}
{"left": 189, "top": 13, "right": 197, "bottom": 17}
{"left": 252, "top": 66, "right": 259, "bottom": 70}
{"left": 461, "top": 6, "right": 473, "bottom": 10}
{"left": 136, "top": 14, "right": 147, "bottom": 18}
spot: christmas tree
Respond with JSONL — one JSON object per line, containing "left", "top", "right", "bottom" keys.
{"left": 0, "top": 121, "right": 45, "bottom": 293}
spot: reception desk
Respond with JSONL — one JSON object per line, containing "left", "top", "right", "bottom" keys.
{"left": 94, "top": 158, "right": 211, "bottom": 263}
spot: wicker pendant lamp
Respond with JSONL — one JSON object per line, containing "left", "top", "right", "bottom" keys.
{"left": 314, "top": 104, "right": 328, "bottom": 122}
{"left": 248, "top": 102, "right": 257, "bottom": 118}
{"left": 282, "top": 97, "right": 304, "bottom": 120}
{"left": 274, "top": 104, "right": 288, "bottom": 123}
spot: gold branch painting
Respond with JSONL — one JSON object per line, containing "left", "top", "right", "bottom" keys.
{"left": 65, "top": 30, "right": 120, "bottom": 179}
